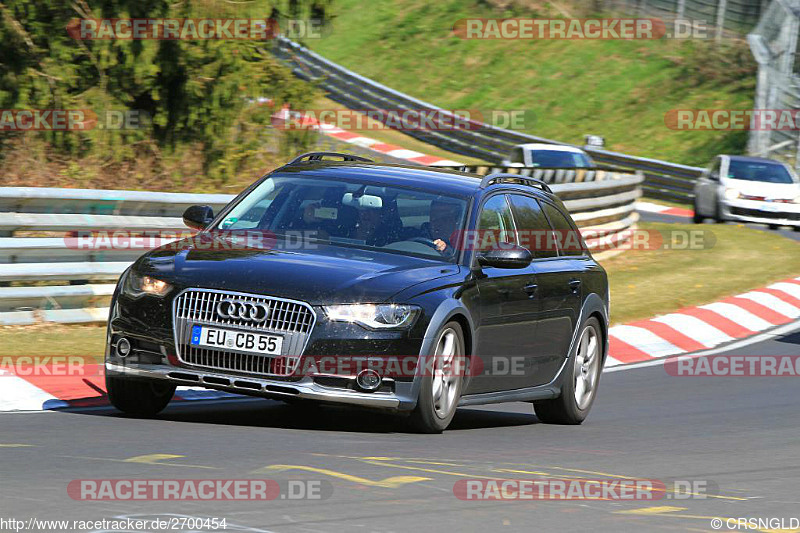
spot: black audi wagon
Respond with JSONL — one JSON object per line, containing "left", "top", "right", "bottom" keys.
{"left": 105, "top": 152, "right": 609, "bottom": 432}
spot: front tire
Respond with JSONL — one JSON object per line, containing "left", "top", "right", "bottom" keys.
{"left": 692, "top": 198, "right": 704, "bottom": 224}
{"left": 409, "top": 321, "right": 465, "bottom": 433}
{"left": 106, "top": 376, "right": 176, "bottom": 417}
{"left": 534, "top": 317, "right": 602, "bottom": 425}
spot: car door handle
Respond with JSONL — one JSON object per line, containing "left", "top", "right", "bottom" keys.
{"left": 568, "top": 279, "right": 581, "bottom": 292}
{"left": 524, "top": 283, "right": 538, "bottom": 296}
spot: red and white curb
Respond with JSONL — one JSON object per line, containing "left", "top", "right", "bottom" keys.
{"left": 273, "top": 108, "right": 463, "bottom": 166}
{"left": 1, "top": 277, "right": 798, "bottom": 412}
{"left": 636, "top": 201, "right": 694, "bottom": 218}
{"left": 606, "top": 276, "right": 800, "bottom": 367}
{"left": 0, "top": 364, "right": 239, "bottom": 412}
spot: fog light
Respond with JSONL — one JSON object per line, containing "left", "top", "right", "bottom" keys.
{"left": 116, "top": 337, "right": 131, "bottom": 358}
{"left": 356, "top": 369, "right": 382, "bottom": 391}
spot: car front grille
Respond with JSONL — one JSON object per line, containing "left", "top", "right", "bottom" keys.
{"left": 173, "top": 289, "right": 316, "bottom": 377}
{"left": 731, "top": 206, "right": 800, "bottom": 221}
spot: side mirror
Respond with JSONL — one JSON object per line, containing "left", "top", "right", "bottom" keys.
{"left": 477, "top": 245, "right": 532, "bottom": 269}
{"left": 183, "top": 205, "right": 215, "bottom": 230}
{"left": 710, "top": 171, "right": 720, "bottom": 181}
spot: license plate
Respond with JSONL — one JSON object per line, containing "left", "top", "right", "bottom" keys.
{"left": 190, "top": 325, "right": 283, "bottom": 355}
{"left": 760, "top": 203, "right": 780, "bottom": 212}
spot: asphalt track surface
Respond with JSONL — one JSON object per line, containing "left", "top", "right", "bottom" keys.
{"left": 1, "top": 317, "right": 799, "bottom": 533}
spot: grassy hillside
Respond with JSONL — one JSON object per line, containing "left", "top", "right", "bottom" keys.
{"left": 310, "top": 0, "right": 755, "bottom": 165}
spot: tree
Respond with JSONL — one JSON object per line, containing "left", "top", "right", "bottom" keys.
{"left": 0, "top": 0, "right": 326, "bottom": 186}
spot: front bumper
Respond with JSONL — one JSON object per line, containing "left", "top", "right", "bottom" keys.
{"left": 107, "top": 291, "right": 428, "bottom": 412}
{"left": 105, "top": 362, "right": 405, "bottom": 409}
{"left": 722, "top": 199, "right": 800, "bottom": 226}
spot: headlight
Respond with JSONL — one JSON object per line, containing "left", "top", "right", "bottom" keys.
{"left": 723, "top": 188, "right": 740, "bottom": 201}
{"left": 324, "top": 304, "right": 420, "bottom": 330}
{"left": 125, "top": 272, "right": 172, "bottom": 297}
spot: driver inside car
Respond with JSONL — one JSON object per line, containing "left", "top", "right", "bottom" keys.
{"left": 426, "top": 197, "right": 463, "bottom": 253}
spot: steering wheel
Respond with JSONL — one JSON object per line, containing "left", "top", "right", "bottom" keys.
{"left": 410, "top": 237, "right": 442, "bottom": 251}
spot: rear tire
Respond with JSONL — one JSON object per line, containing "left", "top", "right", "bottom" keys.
{"left": 534, "top": 317, "right": 602, "bottom": 425}
{"left": 408, "top": 321, "right": 465, "bottom": 433}
{"left": 106, "top": 376, "right": 176, "bottom": 417}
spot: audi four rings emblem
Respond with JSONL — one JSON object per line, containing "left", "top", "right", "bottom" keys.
{"left": 217, "top": 299, "right": 271, "bottom": 322}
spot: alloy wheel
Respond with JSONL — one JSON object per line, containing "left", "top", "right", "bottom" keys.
{"left": 573, "top": 324, "right": 600, "bottom": 410}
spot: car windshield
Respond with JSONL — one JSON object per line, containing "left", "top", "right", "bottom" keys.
{"left": 217, "top": 174, "right": 469, "bottom": 261}
{"left": 529, "top": 150, "right": 591, "bottom": 168}
{"left": 727, "top": 160, "right": 795, "bottom": 184}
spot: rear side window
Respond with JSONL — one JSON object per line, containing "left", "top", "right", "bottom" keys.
{"left": 540, "top": 201, "right": 586, "bottom": 257}
{"left": 508, "top": 194, "right": 557, "bottom": 258}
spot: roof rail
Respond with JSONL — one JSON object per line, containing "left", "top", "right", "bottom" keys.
{"left": 479, "top": 173, "right": 553, "bottom": 194}
{"left": 287, "top": 152, "right": 373, "bottom": 165}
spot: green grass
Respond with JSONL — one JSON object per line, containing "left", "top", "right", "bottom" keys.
{"left": 0, "top": 325, "right": 106, "bottom": 359}
{"left": 309, "top": 0, "right": 754, "bottom": 166}
{"left": 1, "top": 223, "right": 798, "bottom": 356}
{"left": 604, "top": 222, "right": 800, "bottom": 324}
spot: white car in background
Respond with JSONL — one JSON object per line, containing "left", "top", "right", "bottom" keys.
{"left": 693, "top": 155, "right": 800, "bottom": 230}
{"left": 501, "top": 143, "right": 595, "bottom": 168}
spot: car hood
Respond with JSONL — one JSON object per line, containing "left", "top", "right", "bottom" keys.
{"left": 724, "top": 178, "right": 800, "bottom": 200}
{"left": 134, "top": 236, "right": 460, "bottom": 305}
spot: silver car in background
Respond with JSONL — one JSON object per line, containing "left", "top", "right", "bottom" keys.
{"left": 501, "top": 143, "right": 595, "bottom": 169}
{"left": 693, "top": 155, "right": 800, "bottom": 230}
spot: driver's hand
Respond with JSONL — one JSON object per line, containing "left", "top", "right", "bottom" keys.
{"left": 433, "top": 239, "right": 447, "bottom": 252}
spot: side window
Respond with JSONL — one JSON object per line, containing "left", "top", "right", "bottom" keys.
{"left": 540, "top": 201, "right": 586, "bottom": 257}
{"left": 508, "top": 194, "right": 557, "bottom": 259}
{"left": 476, "top": 195, "right": 516, "bottom": 251}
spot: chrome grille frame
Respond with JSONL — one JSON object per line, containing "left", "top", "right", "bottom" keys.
{"left": 172, "top": 288, "right": 316, "bottom": 377}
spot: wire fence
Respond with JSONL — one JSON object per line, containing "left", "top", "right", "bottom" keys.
{"left": 747, "top": 0, "right": 800, "bottom": 168}
{"left": 600, "top": 0, "right": 768, "bottom": 34}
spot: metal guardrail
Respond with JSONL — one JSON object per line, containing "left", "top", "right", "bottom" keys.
{"left": 0, "top": 187, "right": 234, "bottom": 216}
{"left": 446, "top": 165, "right": 632, "bottom": 184}
{"left": 0, "top": 174, "right": 642, "bottom": 324}
{"left": 273, "top": 37, "right": 702, "bottom": 203}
